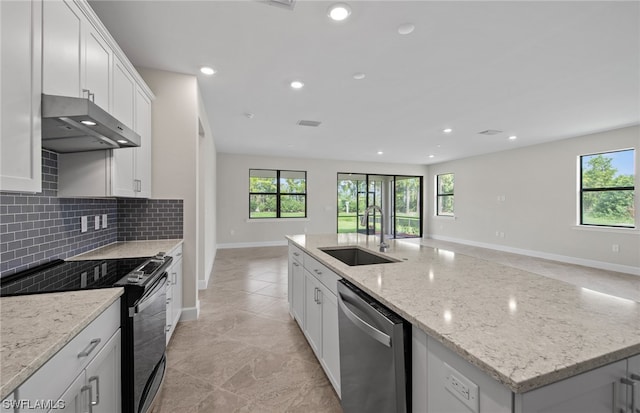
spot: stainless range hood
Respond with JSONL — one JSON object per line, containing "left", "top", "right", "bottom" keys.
{"left": 41, "top": 94, "right": 141, "bottom": 153}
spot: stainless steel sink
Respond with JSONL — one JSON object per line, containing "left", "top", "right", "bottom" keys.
{"left": 319, "top": 247, "right": 398, "bottom": 266}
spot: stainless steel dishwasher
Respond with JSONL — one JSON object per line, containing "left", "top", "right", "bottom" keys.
{"left": 337, "top": 279, "right": 412, "bottom": 413}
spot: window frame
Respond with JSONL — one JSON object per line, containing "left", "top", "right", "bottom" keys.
{"left": 436, "top": 173, "right": 455, "bottom": 217}
{"left": 579, "top": 149, "right": 635, "bottom": 228}
{"left": 249, "top": 169, "right": 307, "bottom": 219}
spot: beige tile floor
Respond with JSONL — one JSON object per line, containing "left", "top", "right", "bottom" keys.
{"left": 154, "top": 246, "right": 343, "bottom": 413}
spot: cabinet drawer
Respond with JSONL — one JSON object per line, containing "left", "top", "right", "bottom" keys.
{"left": 17, "top": 299, "right": 120, "bottom": 412}
{"left": 289, "top": 244, "right": 303, "bottom": 263}
{"left": 304, "top": 255, "right": 340, "bottom": 296}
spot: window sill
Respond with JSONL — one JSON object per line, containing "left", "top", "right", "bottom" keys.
{"left": 246, "top": 218, "right": 310, "bottom": 223}
{"left": 433, "top": 215, "right": 457, "bottom": 220}
{"left": 572, "top": 225, "right": 638, "bottom": 234}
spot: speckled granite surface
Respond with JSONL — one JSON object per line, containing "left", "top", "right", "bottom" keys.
{"left": 0, "top": 288, "right": 123, "bottom": 400}
{"left": 67, "top": 239, "right": 183, "bottom": 260}
{"left": 287, "top": 233, "right": 640, "bottom": 394}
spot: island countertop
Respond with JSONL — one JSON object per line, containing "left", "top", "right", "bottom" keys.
{"left": 0, "top": 288, "right": 124, "bottom": 400}
{"left": 286, "top": 233, "right": 640, "bottom": 394}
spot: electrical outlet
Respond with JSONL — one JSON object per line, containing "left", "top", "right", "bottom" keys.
{"left": 444, "top": 362, "right": 479, "bottom": 413}
{"left": 81, "top": 216, "right": 88, "bottom": 233}
{"left": 95, "top": 215, "right": 100, "bottom": 230}
{"left": 612, "top": 244, "right": 619, "bottom": 253}
{"left": 102, "top": 214, "right": 108, "bottom": 229}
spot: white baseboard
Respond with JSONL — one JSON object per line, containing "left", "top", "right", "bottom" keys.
{"left": 216, "top": 240, "right": 288, "bottom": 249}
{"left": 427, "top": 234, "right": 640, "bottom": 276}
{"left": 198, "top": 278, "right": 209, "bottom": 290}
{"left": 180, "top": 300, "right": 200, "bottom": 321}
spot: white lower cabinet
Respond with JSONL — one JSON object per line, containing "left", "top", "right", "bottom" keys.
{"left": 288, "top": 242, "right": 341, "bottom": 397}
{"left": 166, "top": 243, "right": 183, "bottom": 343}
{"left": 14, "top": 300, "right": 120, "bottom": 413}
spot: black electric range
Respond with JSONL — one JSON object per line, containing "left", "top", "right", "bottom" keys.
{"left": 0, "top": 255, "right": 173, "bottom": 413}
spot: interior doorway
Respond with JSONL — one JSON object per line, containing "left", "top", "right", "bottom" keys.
{"left": 337, "top": 173, "right": 423, "bottom": 239}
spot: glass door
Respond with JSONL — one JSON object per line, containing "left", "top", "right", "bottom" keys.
{"left": 337, "top": 173, "right": 422, "bottom": 238}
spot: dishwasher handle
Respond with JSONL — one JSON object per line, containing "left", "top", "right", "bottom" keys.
{"left": 338, "top": 292, "right": 392, "bottom": 348}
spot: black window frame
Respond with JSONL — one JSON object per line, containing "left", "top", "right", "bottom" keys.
{"left": 249, "top": 169, "right": 307, "bottom": 219}
{"left": 436, "top": 173, "right": 455, "bottom": 216}
{"left": 579, "top": 149, "right": 635, "bottom": 228}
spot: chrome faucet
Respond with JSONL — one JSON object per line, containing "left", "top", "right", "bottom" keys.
{"left": 361, "top": 205, "right": 389, "bottom": 252}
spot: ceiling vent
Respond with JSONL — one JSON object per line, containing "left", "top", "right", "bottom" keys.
{"left": 477, "top": 129, "right": 503, "bottom": 135}
{"left": 259, "top": 0, "right": 296, "bottom": 10}
{"left": 297, "top": 120, "right": 322, "bottom": 127}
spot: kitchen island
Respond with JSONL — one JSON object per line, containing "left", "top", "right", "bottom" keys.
{"left": 287, "top": 233, "right": 640, "bottom": 411}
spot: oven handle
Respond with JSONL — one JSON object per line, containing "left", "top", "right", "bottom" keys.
{"left": 130, "top": 273, "right": 167, "bottom": 316}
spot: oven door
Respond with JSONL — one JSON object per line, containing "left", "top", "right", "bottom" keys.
{"left": 131, "top": 273, "right": 167, "bottom": 413}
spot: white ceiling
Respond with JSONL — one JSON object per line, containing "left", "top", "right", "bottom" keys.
{"left": 89, "top": 0, "right": 640, "bottom": 165}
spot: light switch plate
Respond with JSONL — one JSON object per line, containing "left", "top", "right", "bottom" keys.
{"left": 444, "top": 362, "right": 479, "bottom": 413}
{"left": 81, "top": 216, "right": 88, "bottom": 233}
{"left": 102, "top": 214, "right": 108, "bottom": 228}
{"left": 95, "top": 215, "right": 100, "bottom": 230}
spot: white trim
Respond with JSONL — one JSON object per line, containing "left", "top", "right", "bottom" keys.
{"left": 198, "top": 278, "right": 209, "bottom": 290}
{"left": 180, "top": 301, "right": 200, "bottom": 321}
{"left": 217, "top": 240, "right": 288, "bottom": 249}
{"left": 572, "top": 225, "right": 639, "bottom": 234}
{"left": 428, "top": 234, "right": 640, "bottom": 276}
{"left": 245, "top": 218, "right": 310, "bottom": 223}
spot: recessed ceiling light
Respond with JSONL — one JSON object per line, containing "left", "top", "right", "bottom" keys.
{"left": 328, "top": 3, "right": 351, "bottom": 21}
{"left": 508, "top": 135, "right": 518, "bottom": 140}
{"left": 117, "top": 140, "right": 128, "bottom": 144}
{"left": 377, "top": 151, "right": 383, "bottom": 155}
{"left": 397, "top": 23, "right": 415, "bottom": 35}
{"left": 200, "top": 66, "right": 216, "bottom": 76}
{"left": 245, "top": 112, "right": 255, "bottom": 119}
{"left": 428, "top": 154, "right": 435, "bottom": 158}
{"left": 290, "top": 80, "right": 304, "bottom": 89}
{"left": 353, "top": 72, "right": 366, "bottom": 80}
{"left": 80, "top": 120, "right": 96, "bottom": 126}
{"left": 443, "top": 128, "right": 452, "bottom": 133}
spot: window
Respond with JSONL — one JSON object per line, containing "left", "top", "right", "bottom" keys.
{"left": 436, "top": 173, "right": 454, "bottom": 216}
{"left": 249, "top": 169, "right": 306, "bottom": 218}
{"left": 580, "top": 149, "right": 635, "bottom": 228}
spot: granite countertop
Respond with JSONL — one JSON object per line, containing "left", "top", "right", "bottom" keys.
{"left": 287, "top": 233, "right": 640, "bottom": 394}
{"left": 0, "top": 288, "right": 124, "bottom": 400}
{"left": 67, "top": 239, "right": 183, "bottom": 261}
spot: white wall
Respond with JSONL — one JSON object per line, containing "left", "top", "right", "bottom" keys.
{"left": 139, "top": 68, "right": 202, "bottom": 318}
{"left": 198, "top": 90, "right": 216, "bottom": 290}
{"left": 427, "top": 125, "right": 639, "bottom": 274}
{"left": 216, "top": 153, "right": 428, "bottom": 246}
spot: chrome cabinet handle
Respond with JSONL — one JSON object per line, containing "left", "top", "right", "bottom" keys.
{"left": 621, "top": 377, "right": 637, "bottom": 413}
{"left": 172, "top": 271, "right": 177, "bottom": 285}
{"left": 313, "top": 287, "right": 318, "bottom": 303}
{"left": 88, "top": 376, "right": 100, "bottom": 406}
{"left": 81, "top": 384, "right": 93, "bottom": 413}
{"left": 293, "top": 262, "right": 300, "bottom": 267}
{"left": 78, "top": 338, "right": 101, "bottom": 358}
{"left": 82, "top": 89, "right": 95, "bottom": 102}
{"left": 314, "top": 269, "right": 322, "bottom": 275}
{"left": 166, "top": 325, "right": 171, "bottom": 332}
{"left": 293, "top": 252, "right": 300, "bottom": 257}
{"left": 317, "top": 288, "right": 322, "bottom": 305}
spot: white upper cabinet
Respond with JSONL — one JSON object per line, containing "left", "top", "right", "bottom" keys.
{"left": 0, "top": 0, "right": 42, "bottom": 193}
{"left": 111, "top": 56, "right": 135, "bottom": 129}
{"left": 134, "top": 86, "right": 152, "bottom": 198}
{"left": 83, "top": 23, "right": 111, "bottom": 110}
{"left": 42, "top": 0, "right": 82, "bottom": 98}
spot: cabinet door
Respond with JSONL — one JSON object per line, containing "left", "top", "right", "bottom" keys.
{"left": 171, "top": 257, "right": 183, "bottom": 328}
{"left": 626, "top": 355, "right": 640, "bottom": 412}
{"left": 320, "top": 284, "right": 341, "bottom": 396}
{"left": 42, "top": 0, "right": 82, "bottom": 97}
{"left": 304, "top": 270, "right": 322, "bottom": 357}
{"left": 0, "top": 0, "right": 42, "bottom": 193}
{"left": 53, "top": 371, "right": 87, "bottom": 413}
{"left": 84, "top": 330, "right": 121, "bottom": 413}
{"left": 134, "top": 87, "right": 152, "bottom": 198}
{"left": 166, "top": 278, "right": 173, "bottom": 344}
{"left": 83, "top": 24, "right": 111, "bottom": 111}
{"left": 291, "top": 260, "right": 305, "bottom": 327}
{"left": 111, "top": 57, "right": 136, "bottom": 197}
{"left": 516, "top": 359, "right": 627, "bottom": 413}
